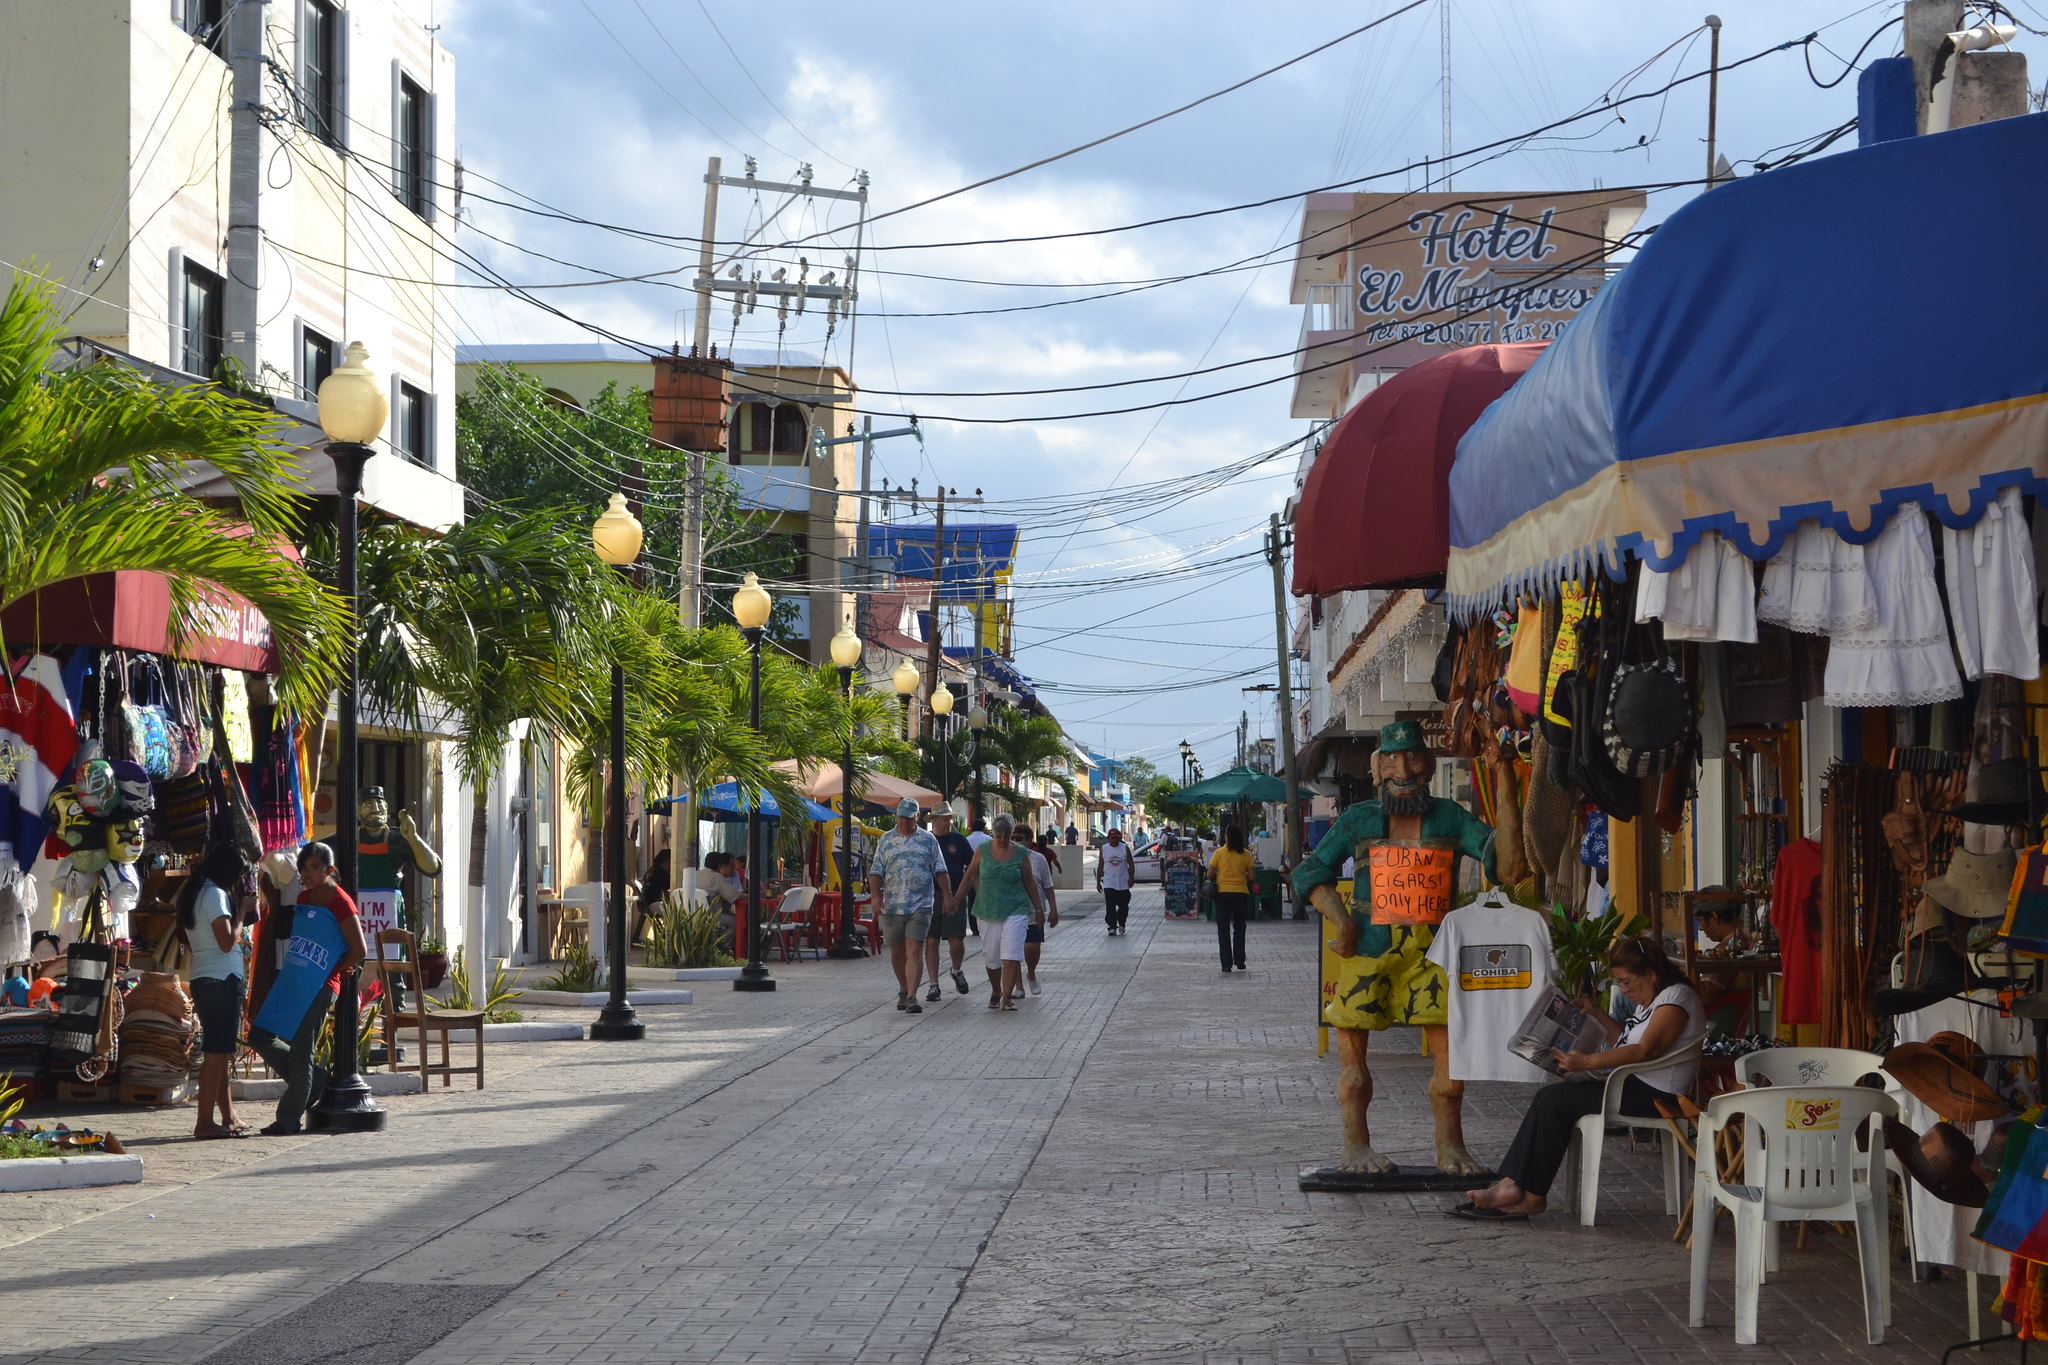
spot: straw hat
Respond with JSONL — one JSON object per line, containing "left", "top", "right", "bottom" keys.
{"left": 1883, "top": 1117, "right": 1991, "bottom": 1207}
{"left": 1922, "top": 847, "right": 2018, "bottom": 921}
{"left": 1884, "top": 1033, "right": 2012, "bottom": 1123}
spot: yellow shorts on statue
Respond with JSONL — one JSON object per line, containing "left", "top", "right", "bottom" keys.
{"left": 1323, "top": 924, "right": 1447, "bottom": 1031}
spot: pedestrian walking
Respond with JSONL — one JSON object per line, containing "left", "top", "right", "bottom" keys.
{"left": 1018, "top": 831, "right": 1059, "bottom": 997}
{"left": 869, "top": 798, "right": 952, "bottom": 1015}
{"left": 1208, "top": 824, "right": 1256, "bottom": 974}
{"left": 1096, "top": 826, "right": 1134, "bottom": 936}
{"left": 955, "top": 812, "right": 1044, "bottom": 1011}
{"left": 181, "top": 841, "right": 251, "bottom": 1139}
{"left": 926, "top": 809, "right": 976, "bottom": 1000}
{"left": 1065, "top": 823, "right": 1079, "bottom": 845}
{"left": 966, "top": 816, "right": 992, "bottom": 853}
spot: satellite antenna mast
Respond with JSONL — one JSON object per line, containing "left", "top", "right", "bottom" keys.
{"left": 1440, "top": 0, "right": 1453, "bottom": 190}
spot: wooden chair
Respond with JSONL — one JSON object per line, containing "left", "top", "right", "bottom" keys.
{"left": 369, "top": 929, "right": 487, "bottom": 1091}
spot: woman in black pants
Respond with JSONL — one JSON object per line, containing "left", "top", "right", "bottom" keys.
{"left": 1206, "top": 825, "right": 1257, "bottom": 972}
{"left": 1452, "top": 936, "right": 1706, "bottom": 1221}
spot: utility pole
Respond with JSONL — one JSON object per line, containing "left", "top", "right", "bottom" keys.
{"left": 1704, "top": 16, "right": 1723, "bottom": 189}
{"left": 677, "top": 157, "right": 724, "bottom": 628}
{"left": 223, "top": 0, "right": 265, "bottom": 379}
{"left": 922, "top": 484, "right": 946, "bottom": 741}
{"left": 1268, "top": 514, "right": 1303, "bottom": 875}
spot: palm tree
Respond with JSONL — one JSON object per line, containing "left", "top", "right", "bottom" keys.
{"left": 961, "top": 708, "right": 1078, "bottom": 819}
{"left": 0, "top": 275, "right": 346, "bottom": 713}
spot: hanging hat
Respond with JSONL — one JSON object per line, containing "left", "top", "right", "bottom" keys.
{"left": 1884, "top": 1034, "right": 2012, "bottom": 1123}
{"left": 1922, "top": 847, "right": 2019, "bottom": 920}
{"left": 1378, "top": 719, "right": 1427, "bottom": 756}
{"left": 1947, "top": 758, "right": 2047, "bottom": 827}
{"left": 1883, "top": 1117, "right": 1991, "bottom": 1207}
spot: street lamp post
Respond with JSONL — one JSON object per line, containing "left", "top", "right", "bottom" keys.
{"left": 309, "top": 343, "right": 389, "bottom": 1133}
{"left": 891, "top": 658, "right": 918, "bottom": 738}
{"left": 931, "top": 684, "right": 953, "bottom": 813}
{"left": 827, "top": 619, "right": 865, "bottom": 959}
{"left": 968, "top": 704, "right": 988, "bottom": 828}
{"left": 590, "top": 493, "right": 646, "bottom": 1041}
{"left": 733, "top": 573, "right": 777, "bottom": 992}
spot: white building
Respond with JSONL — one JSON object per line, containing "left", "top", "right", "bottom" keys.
{"left": 1, "top": 0, "right": 476, "bottom": 956}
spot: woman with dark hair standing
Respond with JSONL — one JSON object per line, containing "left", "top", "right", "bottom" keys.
{"left": 181, "top": 842, "right": 252, "bottom": 1139}
{"left": 1207, "top": 825, "right": 1257, "bottom": 973}
{"left": 1453, "top": 935, "right": 1706, "bottom": 1221}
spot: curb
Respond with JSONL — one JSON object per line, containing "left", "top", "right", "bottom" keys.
{"left": 518, "top": 988, "right": 693, "bottom": 1007}
{"left": 0, "top": 1153, "right": 144, "bottom": 1191}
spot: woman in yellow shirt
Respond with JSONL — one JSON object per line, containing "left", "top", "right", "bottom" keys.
{"left": 1208, "top": 826, "right": 1258, "bottom": 973}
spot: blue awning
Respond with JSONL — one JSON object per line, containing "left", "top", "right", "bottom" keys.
{"left": 649, "top": 783, "right": 837, "bottom": 823}
{"left": 1446, "top": 112, "right": 2048, "bottom": 615}
{"left": 867, "top": 523, "right": 1018, "bottom": 601}
{"left": 942, "top": 647, "right": 1037, "bottom": 705}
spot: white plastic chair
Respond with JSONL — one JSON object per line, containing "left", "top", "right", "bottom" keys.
{"left": 1735, "top": 1047, "right": 1921, "bottom": 1279}
{"left": 1688, "top": 1084, "right": 1897, "bottom": 1345}
{"left": 768, "top": 886, "right": 819, "bottom": 961}
{"left": 1564, "top": 1035, "right": 1705, "bottom": 1227}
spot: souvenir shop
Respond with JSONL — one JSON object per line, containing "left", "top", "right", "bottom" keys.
{"left": 0, "top": 574, "right": 312, "bottom": 1108}
{"left": 1414, "top": 108, "right": 2048, "bottom": 1337}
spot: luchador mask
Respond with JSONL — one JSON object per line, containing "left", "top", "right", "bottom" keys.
{"left": 105, "top": 816, "right": 146, "bottom": 865}
{"left": 45, "top": 787, "right": 91, "bottom": 852}
{"left": 73, "top": 759, "right": 118, "bottom": 817}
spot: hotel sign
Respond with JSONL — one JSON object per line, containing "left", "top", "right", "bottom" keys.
{"left": 1337, "top": 190, "right": 1644, "bottom": 354}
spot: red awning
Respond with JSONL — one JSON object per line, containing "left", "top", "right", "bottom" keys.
{"left": 3, "top": 570, "right": 285, "bottom": 673}
{"left": 1292, "top": 342, "right": 1546, "bottom": 596}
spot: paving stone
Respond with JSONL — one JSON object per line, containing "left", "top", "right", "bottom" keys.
{"left": 0, "top": 889, "right": 2004, "bottom": 1364}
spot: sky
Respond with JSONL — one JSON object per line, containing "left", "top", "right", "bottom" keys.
{"left": 430, "top": 0, "right": 1950, "bottom": 780}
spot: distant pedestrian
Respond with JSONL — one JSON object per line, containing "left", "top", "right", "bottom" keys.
{"left": 926, "top": 809, "right": 976, "bottom": 999}
{"left": 1065, "top": 823, "right": 1079, "bottom": 845}
{"left": 1208, "top": 824, "right": 1256, "bottom": 974}
{"left": 869, "top": 798, "right": 952, "bottom": 1015}
{"left": 1020, "top": 832, "right": 1059, "bottom": 997}
{"left": 1096, "top": 826, "right": 1134, "bottom": 936}
{"left": 955, "top": 812, "right": 1045, "bottom": 1011}
{"left": 966, "top": 816, "right": 992, "bottom": 854}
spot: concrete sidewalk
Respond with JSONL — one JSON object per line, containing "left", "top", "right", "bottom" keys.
{"left": 0, "top": 887, "right": 1999, "bottom": 1364}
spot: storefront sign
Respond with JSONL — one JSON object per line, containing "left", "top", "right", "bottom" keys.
{"left": 1392, "top": 710, "right": 1452, "bottom": 757}
{"left": 1334, "top": 190, "right": 1645, "bottom": 354}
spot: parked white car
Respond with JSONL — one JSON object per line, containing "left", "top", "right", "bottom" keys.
{"left": 1129, "top": 839, "right": 1163, "bottom": 883}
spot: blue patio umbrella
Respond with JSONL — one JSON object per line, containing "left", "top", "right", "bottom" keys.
{"left": 650, "top": 784, "right": 837, "bottom": 823}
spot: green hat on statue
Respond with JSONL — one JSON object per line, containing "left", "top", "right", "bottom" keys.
{"left": 1378, "top": 719, "right": 1427, "bottom": 756}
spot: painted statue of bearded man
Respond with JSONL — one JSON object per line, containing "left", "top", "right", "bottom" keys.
{"left": 1291, "top": 719, "right": 1496, "bottom": 1175}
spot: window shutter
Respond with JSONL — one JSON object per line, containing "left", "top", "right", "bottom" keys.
{"left": 390, "top": 59, "right": 403, "bottom": 200}
{"left": 424, "top": 90, "right": 439, "bottom": 222}
{"left": 333, "top": 6, "right": 350, "bottom": 149}
{"left": 167, "top": 247, "right": 185, "bottom": 367}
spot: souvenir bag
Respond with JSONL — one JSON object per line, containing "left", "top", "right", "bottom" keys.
{"left": 1603, "top": 577, "right": 1697, "bottom": 777}
{"left": 1976, "top": 1112, "right": 2048, "bottom": 1254}
{"left": 208, "top": 682, "right": 262, "bottom": 863}
{"left": 48, "top": 895, "right": 116, "bottom": 1075}
{"left": 118, "top": 655, "right": 174, "bottom": 779}
{"left": 157, "top": 766, "right": 213, "bottom": 855}
{"left": 163, "top": 663, "right": 203, "bottom": 779}
{"left": 1997, "top": 835, "right": 2048, "bottom": 956}
{"left": 1563, "top": 578, "right": 1643, "bottom": 820}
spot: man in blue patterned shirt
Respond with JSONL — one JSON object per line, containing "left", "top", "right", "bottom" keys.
{"left": 869, "top": 798, "right": 953, "bottom": 1015}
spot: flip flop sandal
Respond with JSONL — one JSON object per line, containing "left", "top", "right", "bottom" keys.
{"left": 1448, "top": 1204, "right": 1529, "bottom": 1222}
{"left": 1000, "top": 1003, "right": 1019, "bottom": 1012}
{"left": 195, "top": 1130, "right": 245, "bottom": 1141}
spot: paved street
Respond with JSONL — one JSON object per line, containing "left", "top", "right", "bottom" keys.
{"left": 1, "top": 885, "right": 2005, "bottom": 1364}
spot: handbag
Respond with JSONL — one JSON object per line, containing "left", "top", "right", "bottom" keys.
{"left": 1976, "top": 1113, "right": 2048, "bottom": 1254}
{"left": 157, "top": 766, "right": 213, "bottom": 855}
{"left": 163, "top": 664, "right": 203, "bottom": 779}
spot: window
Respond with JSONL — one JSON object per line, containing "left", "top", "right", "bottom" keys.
{"left": 298, "top": 325, "right": 338, "bottom": 401}
{"left": 729, "top": 401, "right": 810, "bottom": 459}
{"left": 300, "top": 0, "right": 341, "bottom": 146}
{"left": 180, "top": 262, "right": 224, "bottom": 379}
{"left": 393, "top": 380, "right": 431, "bottom": 467}
{"left": 175, "top": 0, "right": 227, "bottom": 54}
{"left": 394, "top": 74, "right": 430, "bottom": 216}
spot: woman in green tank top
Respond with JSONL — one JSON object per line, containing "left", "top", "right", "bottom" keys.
{"left": 956, "top": 812, "right": 1044, "bottom": 1011}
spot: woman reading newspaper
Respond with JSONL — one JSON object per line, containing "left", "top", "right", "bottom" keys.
{"left": 1450, "top": 936, "right": 1706, "bottom": 1222}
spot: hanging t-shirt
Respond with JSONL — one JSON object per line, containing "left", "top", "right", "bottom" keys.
{"left": 1772, "top": 836, "right": 1823, "bottom": 1025}
{"left": 1425, "top": 900, "right": 1557, "bottom": 1083}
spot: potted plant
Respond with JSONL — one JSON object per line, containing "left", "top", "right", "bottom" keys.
{"left": 416, "top": 938, "right": 449, "bottom": 990}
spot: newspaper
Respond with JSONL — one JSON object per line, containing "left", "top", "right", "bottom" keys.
{"left": 1508, "top": 988, "right": 1612, "bottom": 1077}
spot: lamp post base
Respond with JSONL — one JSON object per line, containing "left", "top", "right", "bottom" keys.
{"left": 733, "top": 967, "right": 778, "bottom": 992}
{"left": 825, "top": 943, "right": 866, "bottom": 959}
{"left": 590, "top": 1003, "right": 645, "bottom": 1040}
{"left": 308, "top": 1076, "right": 388, "bottom": 1132}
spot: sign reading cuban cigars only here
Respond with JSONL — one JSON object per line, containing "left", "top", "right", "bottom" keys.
{"left": 1302, "top": 189, "right": 1645, "bottom": 356}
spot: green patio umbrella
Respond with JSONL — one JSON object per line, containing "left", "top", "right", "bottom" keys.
{"left": 1171, "top": 766, "right": 1287, "bottom": 805}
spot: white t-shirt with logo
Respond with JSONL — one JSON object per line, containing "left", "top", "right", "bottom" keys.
{"left": 1425, "top": 902, "right": 1557, "bottom": 1083}
{"left": 1098, "top": 841, "right": 1134, "bottom": 891}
